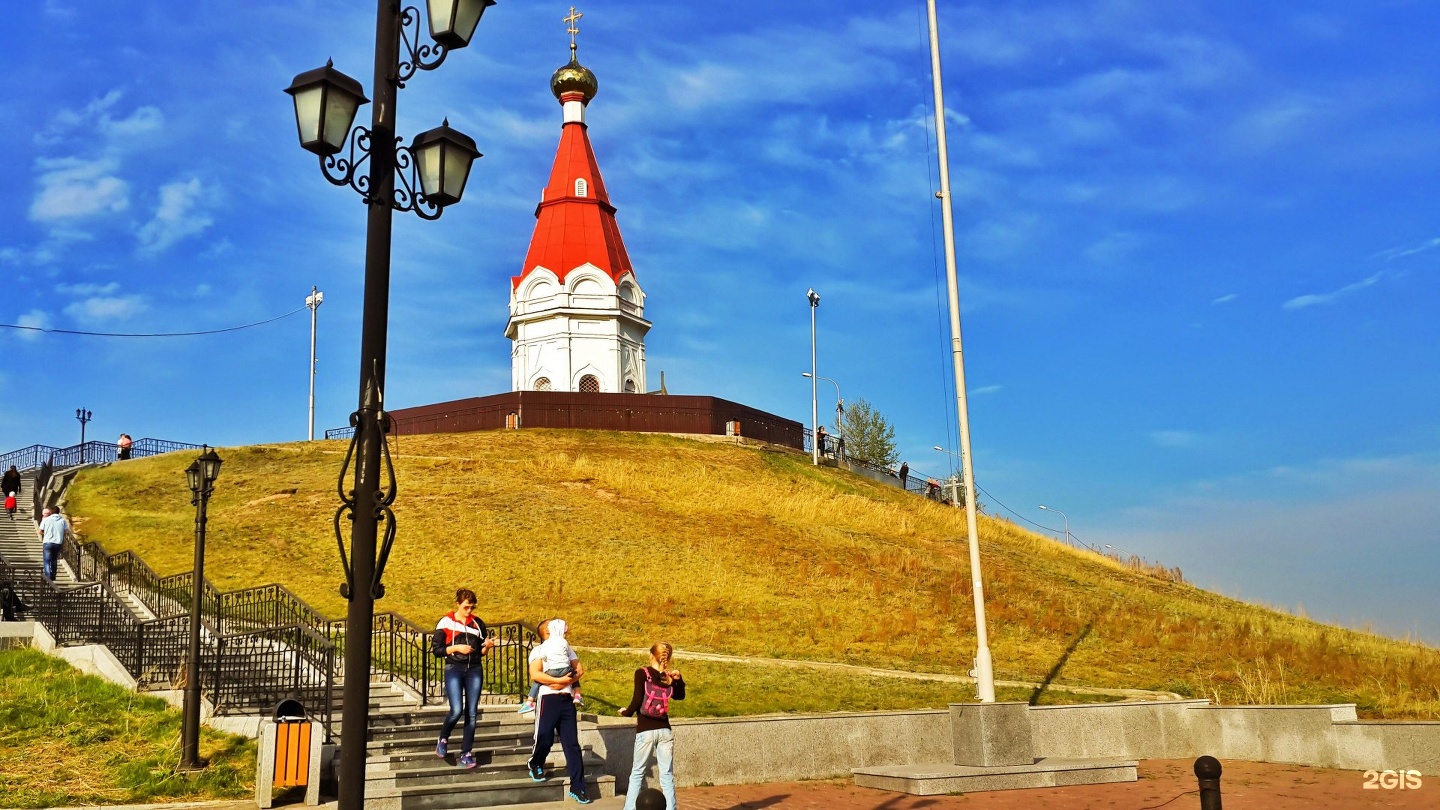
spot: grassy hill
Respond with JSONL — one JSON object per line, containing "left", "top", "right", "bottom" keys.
{"left": 65, "top": 430, "right": 1440, "bottom": 718}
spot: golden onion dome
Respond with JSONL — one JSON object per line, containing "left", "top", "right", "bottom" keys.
{"left": 551, "top": 53, "right": 598, "bottom": 103}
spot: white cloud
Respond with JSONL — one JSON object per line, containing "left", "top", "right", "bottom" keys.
{"left": 56, "top": 281, "right": 120, "bottom": 296}
{"left": 1374, "top": 236, "right": 1440, "bottom": 262}
{"left": 137, "top": 178, "right": 215, "bottom": 256}
{"left": 13, "top": 310, "right": 52, "bottom": 342}
{"left": 100, "top": 106, "right": 164, "bottom": 139}
{"left": 29, "top": 156, "right": 130, "bottom": 222}
{"left": 971, "top": 384, "right": 1003, "bottom": 395}
{"left": 64, "top": 295, "right": 147, "bottom": 323}
{"left": 1150, "top": 430, "right": 1197, "bottom": 448}
{"left": 1211, "top": 293, "right": 1238, "bottom": 304}
{"left": 1282, "top": 271, "right": 1384, "bottom": 310}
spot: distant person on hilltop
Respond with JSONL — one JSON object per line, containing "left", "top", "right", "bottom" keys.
{"left": 431, "top": 588, "right": 494, "bottom": 770}
{"left": 816, "top": 425, "right": 828, "bottom": 456}
{"left": 116, "top": 434, "right": 133, "bottom": 460}
{"left": 618, "top": 641, "right": 686, "bottom": 810}
{"left": 898, "top": 462, "right": 909, "bottom": 489}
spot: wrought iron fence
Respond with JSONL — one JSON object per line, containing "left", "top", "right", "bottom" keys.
{"left": 0, "top": 437, "right": 204, "bottom": 473}
{"left": 325, "top": 426, "right": 355, "bottom": 440}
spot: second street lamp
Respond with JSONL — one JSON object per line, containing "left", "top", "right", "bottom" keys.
{"left": 286, "top": 3, "right": 490, "bottom": 809}
{"left": 180, "top": 446, "right": 222, "bottom": 770}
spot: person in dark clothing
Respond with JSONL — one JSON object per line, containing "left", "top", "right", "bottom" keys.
{"left": 0, "top": 582, "right": 27, "bottom": 621}
{"left": 430, "top": 588, "right": 494, "bottom": 769}
{"left": 898, "top": 462, "right": 909, "bottom": 489}
{"left": 526, "top": 617, "right": 592, "bottom": 804}
{"left": 2, "top": 466, "right": 20, "bottom": 518}
{"left": 618, "top": 642, "right": 686, "bottom": 810}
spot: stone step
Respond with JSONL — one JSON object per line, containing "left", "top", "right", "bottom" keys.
{"left": 367, "top": 725, "right": 540, "bottom": 755}
{"left": 853, "top": 758, "right": 1138, "bottom": 795}
{"left": 367, "top": 744, "right": 534, "bottom": 771}
{"left": 365, "top": 751, "right": 605, "bottom": 788}
{"left": 362, "top": 773, "right": 614, "bottom": 810}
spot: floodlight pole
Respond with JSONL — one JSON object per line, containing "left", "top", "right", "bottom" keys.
{"left": 807, "top": 288, "right": 820, "bottom": 465}
{"left": 927, "top": 0, "right": 995, "bottom": 703}
{"left": 306, "top": 287, "right": 324, "bottom": 441}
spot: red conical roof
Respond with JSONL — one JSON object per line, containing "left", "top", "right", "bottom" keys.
{"left": 514, "top": 93, "right": 633, "bottom": 289}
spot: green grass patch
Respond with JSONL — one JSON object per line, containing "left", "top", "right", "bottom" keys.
{"left": 0, "top": 648, "right": 255, "bottom": 808}
{"left": 573, "top": 651, "right": 1126, "bottom": 716}
{"left": 64, "top": 431, "right": 1440, "bottom": 719}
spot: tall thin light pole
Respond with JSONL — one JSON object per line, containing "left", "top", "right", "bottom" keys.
{"left": 75, "top": 408, "right": 92, "bottom": 462}
{"left": 1039, "top": 504, "right": 1070, "bottom": 547}
{"left": 927, "top": 0, "right": 995, "bottom": 703}
{"left": 802, "top": 372, "right": 841, "bottom": 422}
{"left": 306, "top": 287, "right": 324, "bottom": 441}
{"left": 807, "top": 288, "right": 820, "bottom": 465}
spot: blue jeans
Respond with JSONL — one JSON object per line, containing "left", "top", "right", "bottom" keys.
{"left": 440, "top": 666, "right": 483, "bottom": 753}
{"left": 623, "top": 727, "right": 675, "bottom": 810}
{"left": 42, "top": 543, "right": 62, "bottom": 582}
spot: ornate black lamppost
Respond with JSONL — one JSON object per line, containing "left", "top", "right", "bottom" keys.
{"left": 75, "top": 408, "right": 92, "bottom": 462}
{"left": 285, "top": 2, "right": 491, "bottom": 806}
{"left": 180, "top": 446, "right": 222, "bottom": 770}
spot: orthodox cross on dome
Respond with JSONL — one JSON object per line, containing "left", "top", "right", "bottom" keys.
{"left": 564, "top": 6, "right": 583, "bottom": 54}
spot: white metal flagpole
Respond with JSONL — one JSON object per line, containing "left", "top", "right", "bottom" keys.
{"left": 926, "top": 0, "right": 996, "bottom": 703}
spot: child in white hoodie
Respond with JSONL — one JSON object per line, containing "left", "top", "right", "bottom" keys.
{"left": 520, "top": 618, "right": 583, "bottom": 713}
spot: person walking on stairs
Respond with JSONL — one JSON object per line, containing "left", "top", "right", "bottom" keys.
{"left": 619, "top": 641, "right": 686, "bottom": 810}
{"left": 2, "top": 466, "right": 20, "bottom": 519}
{"left": 526, "top": 616, "right": 592, "bottom": 804}
{"left": 430, "top": 588, "right": 494, "bottom": 769}
{"left": 38, "top": 507, "right": 74, "bottom": 582}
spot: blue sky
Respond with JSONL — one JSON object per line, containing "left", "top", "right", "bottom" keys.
{"left": 3, "top": 1, "right": 1438, "bottom": 644}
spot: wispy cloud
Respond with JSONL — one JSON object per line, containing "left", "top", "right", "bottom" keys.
{"left": 13, "top": 310, "right": 52, "bottom": 342}
{"left": 1150, "top": 430, "right": 1197, "bottom": 448}
{"left": 1211, "top": 293, "right": 1238, "bottom": 304}
{"left": 1282, "top": 271, "right": 1384, "bottom": 310}
{"left": 137, "top": 178, "right": 215, "bottom": 256}
{"left": 1374, "top": 236, "right": 1440, "bottom": 262}
{"left": 971, "top": 384, "right": 1003, "bottom": 395}
{"left": 28, "top": 156, "right": 129, "bottom": 222}
{"left": 56, "top": 281, "right": 120, "bottom": 296}
{"left": 63, "top": 295, "right": 147, "bottom": 323}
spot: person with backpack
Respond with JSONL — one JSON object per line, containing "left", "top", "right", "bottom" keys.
{"left": 430, "top": 588, "right": 495, "bottom": 769}
{"left": 618, "top": 642, "right": 686, "bottom": 810}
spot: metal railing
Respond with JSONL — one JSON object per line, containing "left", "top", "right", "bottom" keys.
{"left": 36, "top": 535, "right": 536, "bottom": 734}
{"left": 0, "top": 437, "right": 204, "bottom": 473}
{"left": 325, "top": 426, "right": 355, "bottom": 440}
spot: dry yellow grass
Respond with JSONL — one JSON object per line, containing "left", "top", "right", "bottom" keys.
{"left": 65, "top": 430, "right": 1440, "bottom": 718}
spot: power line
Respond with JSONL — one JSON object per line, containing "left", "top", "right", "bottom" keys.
{"left": 0, "top": 306, "right": 306, "bottom": 338}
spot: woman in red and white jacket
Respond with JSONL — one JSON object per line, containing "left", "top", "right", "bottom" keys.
{"left": 430, "top": 588, "right": 494, "bottom": 769}
{"left": 618, "top": 642, "right": 686, "bottom": 810}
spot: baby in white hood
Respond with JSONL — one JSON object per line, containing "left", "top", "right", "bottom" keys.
{"left": 522, "top": 618, "right": 583, "bottom": 712}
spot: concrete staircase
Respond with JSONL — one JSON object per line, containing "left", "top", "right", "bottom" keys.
{"left": 335, "top": 684, "right": 614, "bottom": 808}
{"left": 0, "top": 471, "right": 77, "bottom": 585}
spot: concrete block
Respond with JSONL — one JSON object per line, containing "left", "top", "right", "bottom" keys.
{"left": 951, "top": 702, "right": 1034, "bottom": 766}
{"left": 854, "top": 757, "right": 1137, "bottom": 795}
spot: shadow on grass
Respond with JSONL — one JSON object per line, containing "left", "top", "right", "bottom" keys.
{"left": 1029, "top": 622, "right": 1093, "bottom": 705}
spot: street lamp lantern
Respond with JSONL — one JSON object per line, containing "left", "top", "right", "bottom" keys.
{"left": 426, "top": 0, "right": 496, "bottom": 48}
{"left": 412, "top": 119, "right": 482, "bottom": 207}
{"left": 197, "top": 448, "right": 223, "bottom": 489}
{"left": 284, "top": 61, "right": 369, "bottom": 156}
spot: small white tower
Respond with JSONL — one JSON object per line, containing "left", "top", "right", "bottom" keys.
{"left": 505, "top": 38, "right": 650, "bottom": 394}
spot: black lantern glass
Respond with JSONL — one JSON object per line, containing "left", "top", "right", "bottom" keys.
{"left": 197, "top": 448, "right": 223, "bottom": 487}
{"left": 426, "top": 0, "right": 496, "bottom": 49}
{"left": 185, "top": 461, "right": 202, "bottom": 495}
{"left": 412, "top": 120, "right": 481, "bottom": 207}
{"left": 285, "top": 61, "right": 369, "bottom": 156}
